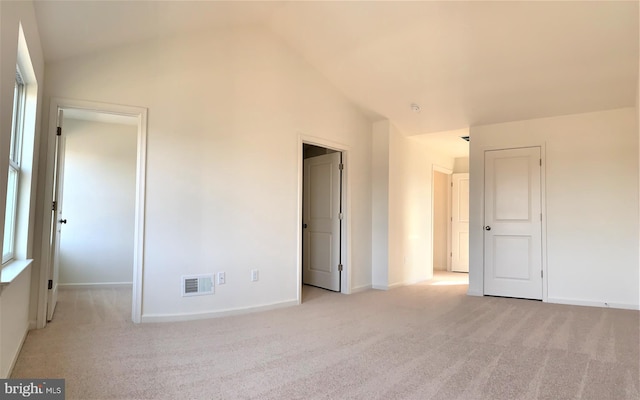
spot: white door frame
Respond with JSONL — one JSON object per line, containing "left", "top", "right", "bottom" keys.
{"left": 297, "top": 135, "right": 351, "bottom": 302}
{"left": 37, "top": 98, "right": 147, "bottom": 327}
{"left": 479, "top": 144, "right": 548, "bottom": 302}
{"left": 431, "top": 165, "right": 453, "bottom": 273}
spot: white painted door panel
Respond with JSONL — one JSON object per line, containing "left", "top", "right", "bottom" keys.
{"left": 484, "top": 147, "right": 542, "bottom": 300}
{"left": 451, "top": 173, "right": 469, "bottom": 272}
{"left": 303, "top": 152, "right": 341, "bottom": 291}
{"left": 47, "top": 109, "right": 66, "bottom": 321}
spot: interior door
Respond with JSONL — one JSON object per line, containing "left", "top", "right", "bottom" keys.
{"left": 47, "top": 109, "right": 66, "bottom": 321}
{"left": 484, "top": 147, "right": 542, "bottom": 300}
{"left": 451, "top": 173, "right": 469, "bottom": 272}
{"left": 303, "top": 151, "right": 341, "bottom": 291}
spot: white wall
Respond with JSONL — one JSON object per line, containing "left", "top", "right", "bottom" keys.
{"left": 372, "top": 121, "right": 454, "bottom": 289}
{"left": 0, "top": 266, "right": 31, "bottom": 378}
{"left": 0, "top": 0, "right": 44, "bottom": 378}
{"left": 469, "top": 108, "right": 639, "bottom": 309}
{"left": 59, "top": 119, "right": 137, "bottom": 286}
{"left": 371, "top": 121, "right": 390, "bottom": 289}
{"left": 432, "top": 171, "right": 448, "bottom": 271}
{"left": 38, "top": 26, "right": 372, "bottom": 320}
{"left": 453, "top": 157, "right": 469, "bottom": 173}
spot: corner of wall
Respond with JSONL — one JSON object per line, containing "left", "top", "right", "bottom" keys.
{"left": 371, "top": 120, "right": 390, "bottom": 288}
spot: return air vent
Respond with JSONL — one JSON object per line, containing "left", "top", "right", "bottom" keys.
{"left": 182, "top": 274, "right": 214, "bottom": 297}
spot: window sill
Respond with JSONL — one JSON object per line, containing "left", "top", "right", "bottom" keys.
{"left": 0, "top": 259, "right": 33, "bottom": 295}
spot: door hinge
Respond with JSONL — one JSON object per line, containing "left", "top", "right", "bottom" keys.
{"left": 539, "top": 159, "right": 542, "bottom": 166}
{"left": 56, "top": 126, "right": 62, "bottom": 136}
{"left": 338, "top": 264, "right": 343, "bottom": 272}
{"left": 541, "top": 270, "right": 543, "bottom": 278}
{"left": 338, "top": 163, "right": 344, "bottom": 171}
{"left": 339, "top": 213, "right": 343, "bottom": 220}
{"left": 48, "top": 280, "right": 53, "bottom": 290}
{"left": 52, "top": 201, "right": 57, "bottom": 212}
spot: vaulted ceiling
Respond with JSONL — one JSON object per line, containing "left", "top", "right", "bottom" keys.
{"left": 34, "top": 1, "right": 639, "bottom": 142}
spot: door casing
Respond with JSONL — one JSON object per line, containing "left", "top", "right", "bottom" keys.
{"left": 297, "top": 135, "right": 351, "bottom": 302}
{"left": 37, "top": 98, "right": 147, "bottom": 328}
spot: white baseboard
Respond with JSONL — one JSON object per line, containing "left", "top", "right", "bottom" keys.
{"left": 547, "top": 297, "right": 639, "bottom": 311}
{"left": 140, "top": 299, "right": 298, "bottom": 323}
{"left": 350, "top": 284, "right": 372, "bottom": 293}
{"left": 387, "top": 281, "right": 404, "bottom": 289}
{"left": 372, "top": 284, "right": 389, "bottom": 290}
{"left": 59, "top": 282, "right": 133, "bottom": 289}
{"left": 373, "top": 278, "right": 428, "bottom": 291}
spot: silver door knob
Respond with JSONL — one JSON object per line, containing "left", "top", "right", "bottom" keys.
{"left": 485, "top": 226, "right": 491, "bottom": 231}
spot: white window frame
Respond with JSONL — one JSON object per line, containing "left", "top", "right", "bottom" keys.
{"left": 3, "top": 69, "right": 26, "bottom": 264}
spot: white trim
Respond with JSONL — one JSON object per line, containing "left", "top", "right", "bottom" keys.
{"left": 547, "top": 297, "right": 639, "bottom": 311}
{"left": 141, "top": 300, "right": 298, "bottom": 323}
{"left": 350, "top": 284, "right": 372, "bottom": 293}
{"left": 433, "top": 165, "right": 453, "bottom": 175}
{"left": 58, "top": 282, "right": 133, "bottom": 289}
{"left": 431, "top": 164, "right": 453, "bottom": 275}
{"left": 298, "top": 135, "right": 352, "bottom": 301}
{"left": 0, "top": 259, "right": 32, "bottom": 285}
{"left": 37, "top": 98, "right": 147, "bottom": 328}
{"left": 377, "top": 277, "right": 432, "bottom": 291}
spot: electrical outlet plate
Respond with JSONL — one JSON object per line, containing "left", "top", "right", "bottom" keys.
{"left": 251, "top": 269, "right": 259, "bottom": 282}
{"left": 217, "top": 272, "right": 225, "bottom": 285}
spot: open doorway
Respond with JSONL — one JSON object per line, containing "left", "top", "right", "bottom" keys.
{"left": 432, "top": 164, "right": 469, "bottom": 284}
{"left": 421, "top": 130, "right": 470, "bottom": 284}
{"left": 301, "top": 144, "right": 342, "bottom": 294}
{"left": 432, "top": 167, "right": 451, "bottom": 273}
{"left": 58, "top": 111, "right": 137, "bottom": 286}
{"left": 39, "top": 99, "right": 147, "bottom": 328}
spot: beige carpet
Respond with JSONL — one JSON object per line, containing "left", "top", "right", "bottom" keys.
{"left": 11, "top": 273, "right": 640, "bottom": 400}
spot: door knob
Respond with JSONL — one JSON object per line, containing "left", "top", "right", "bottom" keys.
{"left": 59, "top": 219, "right": 67, "bottom": 224}
{"left": 485, "top": 226, "right": 491, "bottom": 231}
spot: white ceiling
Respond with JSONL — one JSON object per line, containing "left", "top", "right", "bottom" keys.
{"left": 34, "top": 1, "right": 639, "bottom": 146}
{"left": 412, "top": 128, "right": 469, "bottom": 159}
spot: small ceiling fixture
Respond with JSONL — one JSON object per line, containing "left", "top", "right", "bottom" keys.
{"left": 410, "top": 103, "right": 421, "bottom": 113}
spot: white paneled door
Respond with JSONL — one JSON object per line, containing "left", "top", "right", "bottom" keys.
{"left": 484, "top": 147, "right": 542, "bottom": 300}
{"left": 451, "top": 173, "right": 469, "bottom": 272}
{"left": 303, "top": 152, "right": 342, "bottom": 291}
{"left": 47, "top": 109, "right": 66, "bottom": 321}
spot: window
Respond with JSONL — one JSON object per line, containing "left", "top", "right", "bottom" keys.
{"left": 3, "top": 69, "right": 26, "bottom": 264}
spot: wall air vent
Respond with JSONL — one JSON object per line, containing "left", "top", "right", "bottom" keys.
{"left": 460, "top": 136, "right": 470, "bottom": 142}
{"left": 182, "top": 274, "right": 214, "bottom": 297}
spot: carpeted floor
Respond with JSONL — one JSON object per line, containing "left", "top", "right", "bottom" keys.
{"left": 11, "top": 273, "right": 640, "bottom": 399}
